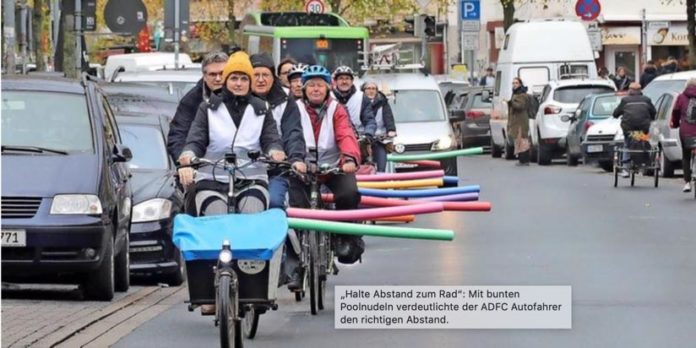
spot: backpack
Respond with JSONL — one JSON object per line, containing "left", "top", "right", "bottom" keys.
{"left": 527, "top": 94, "right": 539, "bottom": 119}
{"left": 686, "top": 97, "right": 696, "bottom": 124}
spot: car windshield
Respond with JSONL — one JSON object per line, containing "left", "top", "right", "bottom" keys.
{"left": 1, "top": 91, "right": 93, "bottom": 153}
{"left": 388, "top": 90, "right": 447, "bottom": 123}
{"left": 119, "top": 124, "right": 168, "bottom": 170}
{"left": 591, "top": 95, "right": 622, "bottom": 118}
{"left": 643, "top": 79, "right": 686, "bottom": 104}
{"left": 471, "top": 93, "right": 491, "bottom": 109}
{"left": 554, "top": 86, "right": 615, "bottom": 104}
{"left": 107, "top": 94, "right": 177, "bottom": 120}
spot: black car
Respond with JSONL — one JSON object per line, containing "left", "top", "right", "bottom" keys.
{"left": 1, "top": 75, "right": 133, "bottom": 301}
{"left": 100, "top": 82, "right": 179, "bottom": 121}
{"left": 116, "top": 113, "right": 185, "bottom": 285}
{"left": 448, "top": 86, "right": 493, "bottom": 148}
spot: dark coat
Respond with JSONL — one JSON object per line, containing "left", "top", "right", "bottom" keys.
{"left": 368, "top": 92, "right": 396, "bottom": 134}
{"left": 671, "top": 85, "right": 696, "bottom": 138}
{"left": 639, "top": 67, "right": 657, "bottom": 88}
{"left": 612, "top": 93, "right": 656, "bottom": 133}
{"left": 167, "top": 78, "right": 215, "bottom": 161}
{"left": 507, "top": 87, "right": 530, "bottom": 138}
{"left": 613, "top": 75, "right": 633, "bottom": 91}
{"left": 254, "top": 81, "right": 306, "bottom": 165}
{"left": 182, "top": 89, "right": 283, "bottom": 158}
{"left": 333, "top": 85, "right": 377, "bottom": 137}
{"left": 660, "top": 61, "right": 680, "bottom": 75}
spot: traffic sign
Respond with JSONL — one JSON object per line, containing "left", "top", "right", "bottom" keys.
{"left": 460, "top": 0, "right": 480, "bottom": 21}
{"left": 305, "top": 0, "right": 326, "bottom": 14}
{"left": 461, "top": 21, "right": 480, "bottom": 32}
{"left": 461, "top": 31, "right": 479, "bottom": 50}
{"left": 575, "top": 0, "right": 601, "bottom": 21}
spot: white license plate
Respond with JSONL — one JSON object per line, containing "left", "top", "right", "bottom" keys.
{"left": 587, "top": 144, "right": 604, "bottom": 153}
{"left": 395, "top": 162, "right": 417, "bottom": 169}
{"left": 1, "top": 229, "right": 26, "bottom": 247}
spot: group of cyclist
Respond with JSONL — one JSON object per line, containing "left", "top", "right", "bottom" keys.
{"left": 166, "top": 50, "right": 398, "bottom": 309}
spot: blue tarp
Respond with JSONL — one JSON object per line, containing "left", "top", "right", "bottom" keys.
{"left": 173, "top": 209, "right": 288, "bottom": 261}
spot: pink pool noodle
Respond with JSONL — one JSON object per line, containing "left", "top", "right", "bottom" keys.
{"left": 286, "top": 202, "right": 444, "bottom": 221}
{"left": 322, "top": 194, "right": 492, "bottom": 212}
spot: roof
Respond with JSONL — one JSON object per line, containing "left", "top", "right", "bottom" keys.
{"left": 547, "top": 79, "right": 617, "bottom": 88}
{"left": 652, "top": 70, "right": 696, "bottom": 82}
{"left": 114, "top": 69, "right": 202, "bottom": 83}
{"left": 100, "top": 82, "right": 178, "bottom": 102}
{"left": 1, "top": 75, "right": 85, "bottom": 94}
{"left": 499, "top": 20, "right": 595, "bottom": 63}
{"left": 360, "top": 73, "right": 440, "bottom": 91}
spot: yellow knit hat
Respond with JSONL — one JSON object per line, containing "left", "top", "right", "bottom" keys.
{"left": 222, "top": 51, "right": 255, "bottom": 84}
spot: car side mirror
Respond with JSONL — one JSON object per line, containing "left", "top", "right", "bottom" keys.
{"left": 481, "top": 90, "right": 492, "bottom": 102}
{"left": 113, "top": 144, "right": 132, "bottom": 163}
{"left": 450, "top": 109, "right": 466, "bottom": 122}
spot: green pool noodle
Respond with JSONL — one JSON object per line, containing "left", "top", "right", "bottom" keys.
{"left": 287, "top": 218, "right": 454, "bottom": 241}
{"left": 388, "top": 147, "right": 483, "bottom": 162}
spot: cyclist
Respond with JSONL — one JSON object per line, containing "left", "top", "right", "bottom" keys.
{"left": 361, "top": 79, "right": 397, "bottom": 172}
{"left": 670, "top": 78, "right": 696, "bottom": 193}
{"left": 612, "top": 82, "right": 656, "bottom": 178}
{"left": 287, "top": 63, "right": 308, "bottom": 100}
{"left": 277, "top": 57, "right": 297, "bottom": 93}
{"left": 331, "top": 66, "right": 377, "bottom": 143}
{"left": 291, "top": 65, "right": 365, "bottom": 265}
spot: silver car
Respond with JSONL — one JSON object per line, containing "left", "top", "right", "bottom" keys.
{"left": 650, "top": 92, "right": 683, "bottom": 177}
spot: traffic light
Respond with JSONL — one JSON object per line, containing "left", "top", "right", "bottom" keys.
{"left": 404, "top": 16, "right": 415, "bottom": 35}
{"left": 423, "top": 15, "right": 436, "bottom": 37}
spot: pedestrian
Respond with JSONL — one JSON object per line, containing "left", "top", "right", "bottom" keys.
{"left": 507, "top": 77, "right": 532, "bottom": 166}
{"left": 639, "top": 61, "right": 658, "bottom": 88}
{"left": 167, "top": 51, "right": 228, "bottom": 161}
{"left": 670, "top": 78, "right": 696, "bottom": 192}
{"left": 361, "top": 79, "right": 397, "bottom": 172}
{"left": 659, "top": 56, "right": 680, "bottom": 75}
{"left": 479, "top": 67, "right": 496, "bottom": 87}
{"left": 277, "top": 57, "right": 297, "bottom": 93}
{"left": 598, "top": 67, "right": 611, "bottom": 81}
{"left": 613, "top": 66, "right": 633, "bottom": 91}
{"left": 612, "top": 82, "right": 656, "bottom": 177}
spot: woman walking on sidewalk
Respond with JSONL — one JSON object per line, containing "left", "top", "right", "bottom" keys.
{"left": 508, "top": 77, "right": 532, "bottom": 165}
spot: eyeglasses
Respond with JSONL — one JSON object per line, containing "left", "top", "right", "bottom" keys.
{"left": 254, "top": 72, "right": 273, "bottom": 80}
{"left": 229, "top": 75, "right": 250, "bottom": 82}
{"left": 205, "top": 71, "right": 224, "bottom": 78}
{"left": 364, "top": 86, "right": 377, "bottom": 90}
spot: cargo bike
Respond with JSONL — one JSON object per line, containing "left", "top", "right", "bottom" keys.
{"left": 172, "top": 150, "right": 293, "bottom": 348}
{"left": 612, "top": 131, "right": 660, "bottom": 188}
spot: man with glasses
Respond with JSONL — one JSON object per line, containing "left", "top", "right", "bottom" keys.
{"left": 167, "top": 51, "right": 229, "bottom": 161}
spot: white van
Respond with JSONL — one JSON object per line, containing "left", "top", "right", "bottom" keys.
{"left": 489, "top": 19, "right": 598, "bottom": 159}
{"left": 104, "top": 53, "right": 196, "bottom": 81}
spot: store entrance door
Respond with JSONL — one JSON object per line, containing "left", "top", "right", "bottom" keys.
{"left": 605, "top": 46, "right": 639, "bottom": 82}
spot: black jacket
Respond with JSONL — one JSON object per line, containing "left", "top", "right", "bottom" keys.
{"left": 659, "top": 62, "right": 679, "bottom": 75}
{"left": 182, "top": 89, "right": 283, "bottom": 158}
{"left": 368, "top": 92, "right": 396, "bottom": 133}
{"left": 639, "top": 67, "right": 657, "bottom": 88}
{"left": 167, "top": 78, "right": 216, "bottom": 161}
{"left": 613, "top": 75, "right": 633, "bottom": 91}
{"left": 612, "top": 93, "right": 656, "bottom": 133}
{"left": 254, "top": 81, "right": 306, "bottom": 165}
{"left": 333, "top": 85, "right": 377, "bottom": 137}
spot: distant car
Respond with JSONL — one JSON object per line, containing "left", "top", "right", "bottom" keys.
{"left": 438, "top": 80, "right": 472, "bottom": 110}
{"left": 101, "top": 82, "right": 179, "bottom": 121}
{"left": 650, "top": 92, "right": 683, "bottom": 177}
{"left": 104, "top": 52, "right": 197, "bottom": 81}
{"left": 116, "top": 113, "right": 185, "bottom": 285}
{"left": 447, "top": 86, "right": 493, "bottom": 148}
{"left": 112, "top": 69, "right": 201, "bottom": 98}
{"left": 566, "top": 92, "right": 625, "bottom": 166}
{"left": 1, "top": 76, "right": 133, "bottom": 301}
{"left": 531, "top": 79, "right": 616, "bottom": 165}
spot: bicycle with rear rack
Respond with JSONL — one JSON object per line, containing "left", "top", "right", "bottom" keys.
{"left": 613, "top": 131, "right": 660, "bottom": 188}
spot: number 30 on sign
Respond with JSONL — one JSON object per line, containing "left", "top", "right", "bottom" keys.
{"left": 305, "top": 0, "right": 325, "bottom": 14}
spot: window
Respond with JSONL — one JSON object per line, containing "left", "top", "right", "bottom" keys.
{"left": 471, "top": 94, "right": 491, "bottom": 109}
{"left": 643, "top": 80, "right": 686, "bottom": 104}
{"left": 494, "top": 71, "right": 502, "bottom": 96}
{"left": 503, "top": 34, "right": 510, "bottom": 50}
{"left": 281, "top": 38, "right": 363, "bottom": 71}
{"left": 389, "top": 90, "right": 447, "bottom": 123}
{"left": 120, "top": 124, "right": 169, "bottom": 170}
{"left": 553, "top": 86, "right": 615, "bottom": 104}
{"left": 518, "top": 67, "right": 550, "bottom": 92}
{"left": 453, "top": 94, "right": 469, "bottom": 110}
{"left": 1, "top": 91, "right": 94, "bottom": 152}
{"left": 591, "top": 95, "right": 623, "bottom": 118}
{"left": 101, "top": 97, "right": 119, "bottom": 144}
{"left": 657, "top": 94, "right": 674, "bottom": 120}
{"left": 106, "top": 94, "right": 177, "bottom": 120}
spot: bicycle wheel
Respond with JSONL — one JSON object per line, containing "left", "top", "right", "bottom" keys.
{"left": 317, "top": 233, "right": 332, "bottom": 310}
{"left": 242, "top": 306, "right": 259, "bottom": 339}
{"left": 218, "top": 275, "right": 238, "bottom": 348}
{"left": 308, "top": 231, "right": 319, "bottom": 315}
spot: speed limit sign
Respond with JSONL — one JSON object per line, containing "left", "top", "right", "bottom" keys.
{"left": 305, "top": 0, "right": 325, "bottom": 14}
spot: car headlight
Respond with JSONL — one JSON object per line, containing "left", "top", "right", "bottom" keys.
{"left": 50, "top": 194, "right": 103, "bottom": 215}
{"left": 431, "top": 135, "right": 454, "bottom": 151}
{"left": 614, "top": 132, "right": 624, "bottom": 142}
{"left": 394, "top": 143, "right": 406, "bottom": 154}
{"left": 132, "top": 198, "right": 172, "bottom": 223}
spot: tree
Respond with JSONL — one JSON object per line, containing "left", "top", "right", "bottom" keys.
{"left": 688, "top": 0, "right": 695, "bottom": 68}
{"left": 500, "top": 0, "right": 555, "bottom": 32}
{"left": 31, "top": 0, "right": 47, "bottom": 71}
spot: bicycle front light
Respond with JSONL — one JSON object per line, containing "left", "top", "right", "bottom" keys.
{"left": 218, "top": 249, "right": 233, "bottom": 264}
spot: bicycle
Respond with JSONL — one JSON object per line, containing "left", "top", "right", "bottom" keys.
{"left": 613, "top": 132, "right": 660, "bottom": 188}
{"left": 177, "top": 150, "right": 292, "bottom": 347}
{"left": 683, "top": 136, "right": 696, "bottom": 200}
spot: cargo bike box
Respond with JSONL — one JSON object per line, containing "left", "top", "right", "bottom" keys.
{"left": 172, "top": 209, "right": 287, "bottom": 306}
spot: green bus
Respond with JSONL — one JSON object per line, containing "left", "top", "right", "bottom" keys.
{"left": 239, "top": 12, "right": 369, "bottom": 71}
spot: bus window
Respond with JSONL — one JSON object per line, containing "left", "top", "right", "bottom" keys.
{"left": 259, "top": 36, "right": 273, "bottom": 55}
{"left": 247, "top": 36, "right": 260, "bottom": 54}
{"left": 281, "top": 38, "right": 363, "bottom": 71}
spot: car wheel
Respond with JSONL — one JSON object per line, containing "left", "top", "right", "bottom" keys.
{"left": 566, "top": 147, "right": 579, "bottom": 167}
{"left": 659, "top": 150, "right": 675, "bottom": 178}
{"left": 84, "top": 236, "right": 115, "bottom": 301}
{"left": 163, "top": 247, "right": 186, "bottom": 286}
{"left": 115, "top": 231, "right": 130, "bottom": 292}
{"left": 491, "top": 138, "right": 502, "bottom": 158}
{"left": 599, "top": 160, "right": 613, "bottom": 172}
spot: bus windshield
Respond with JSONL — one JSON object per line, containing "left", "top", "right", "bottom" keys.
{"left": 281, "top": 38, "right": 362, "bottom": 71}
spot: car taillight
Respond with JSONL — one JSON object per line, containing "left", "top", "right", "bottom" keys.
{"left": 544, "top": 105, "right": 562, "bottom": 115}
{"left": 466, "top": 111, "right": 485, "bottom": 119}
{"left": 584, "top": 120, "right": 594, "bottom": 132}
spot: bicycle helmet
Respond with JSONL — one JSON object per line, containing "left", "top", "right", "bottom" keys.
{"left": 287, "top": 63, "right": 308, "bottom": 80}
{"left": 301, "top": 65, "right": 332, "bottom": 85}
{"left": 333, "top": 65, "right": 354, "bottom": 80}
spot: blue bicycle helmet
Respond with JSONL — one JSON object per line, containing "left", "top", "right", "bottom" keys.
{"left": 301, "top": 65, "right": 332, "bottom": 85}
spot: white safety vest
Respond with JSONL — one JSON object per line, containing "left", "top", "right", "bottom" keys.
{"left": 296, "top": 99, "right": 341, "bottom": 166}
{"left": 198, "top": 104, "right": 267, "bottom": 183}
{"left": 270, "top": 100, "right": 288, "bottom": 135}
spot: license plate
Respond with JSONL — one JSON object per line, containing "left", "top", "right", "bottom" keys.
{"left": 587, "top": 144, "right": 604, "bottom": 153}
{"left": 1, "top": 229, "right": 26, "bottom": 247}
{"left": 395, "top": 162, "right": 417, "bottom": 169}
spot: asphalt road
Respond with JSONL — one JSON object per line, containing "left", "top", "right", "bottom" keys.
{"left": 115, "top": 156, "right": 696, "bottom": 348}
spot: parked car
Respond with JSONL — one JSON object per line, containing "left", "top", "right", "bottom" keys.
{"left": 650, "top": 92, "right": 683, "bottom": 177}
{"left": 111, "top": 69, "right": 201, "bottom": 99}
{"left": 531, "top": 79, "right": 616, "bottom": 165}
{"left": 447, "top": 86, "right": 493, "bottom": 148}
{"left": 643, "top": 70, "right": 696, "bottom": 104}
{"left": 105, "top": 52, "right": 197, "bottom": 81}
{"left": 364, "top": 72, "right": 458, "bottom": 175}
{"left": 101, "top": 82, "right": 179, "bottom": 121}
{"left": 438, "top": 80, "right": 472, "bottom": 110}
{"left": 116, "top": 113, "right": 185, "bottom": 285}
{"left": 1, "top": 75, "right": 133, "bottom": 301}
{"left": 566, "top": 92, "right": 625, "bottom": 167}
